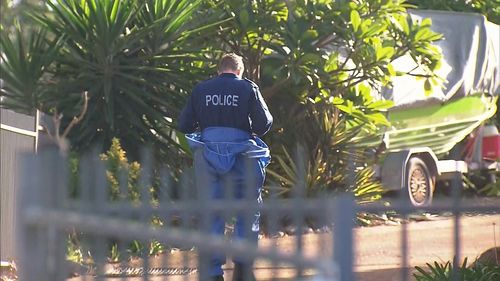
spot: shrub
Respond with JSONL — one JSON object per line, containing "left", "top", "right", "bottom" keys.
{"left": 414, "top": 258, "right": 500, "bottom": 281}
{"left": 68, "top": 138, "right": 166, "bottom": 263}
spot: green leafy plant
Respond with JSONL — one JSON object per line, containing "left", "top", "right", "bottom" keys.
{"left": 458, "top": 170, "right": 500, "bottom": 198}
{"left": 214, "top": 0, "right": 443, "bottom": 107}
{"left": 3, "top": 0, "right": 445, "bottom": 202}
{"left": 148, "top": 240, "right": 166, "bottom": 256}
{"left": 0, "top": 0, "right": 49, "bottom": 31}
{"left": 109, "top": 243, "right": 120, "bottom": 263}
{"left": 267, "top": 103, "right": 385, "bottom": 202}
{"left": 126, "top": 239, "right": 165, "bottom": 257}
{"left": 478, "top": 173, "right": 500, "bottom": 197}
{"left": 127, "top": 240, "right": 144, "bottom": 257}
{"left": 1, "top": 0, "right": 227, "bottom": 166}
{"left": 414, "top": 258, "right": 500, "bottom": 281}
{"left": 69, "top": 138, "right": 168, "bottom": 262}
{"left": 100, "top": 138, "right": 142, "bottom": 202}
{"left": 211, "top": 0, "right": 443, "bottom": 200}
{"left": 66, "top": 234, "right": 84, "bottom": 264}
{"left": 0, "top": 24, "right": 63, "bottom": 114}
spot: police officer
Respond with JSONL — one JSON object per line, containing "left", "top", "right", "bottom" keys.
{"left": 178, "top": 53, "right": 273, "bottom": 281}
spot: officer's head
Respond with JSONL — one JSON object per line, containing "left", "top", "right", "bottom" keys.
{"left": 218, "top": 53, "right": 244, "bottom": 78}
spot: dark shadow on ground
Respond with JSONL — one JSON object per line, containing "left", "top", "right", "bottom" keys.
{"left": 258, "top": 267, "right": 415, "bottom": 281}
{"left": 357, "top": 267, "right": 414, "bottom": 281}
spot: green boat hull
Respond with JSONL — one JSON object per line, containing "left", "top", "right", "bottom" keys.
{"left": 365, "top": 95, "right": 497, "bottom": 157}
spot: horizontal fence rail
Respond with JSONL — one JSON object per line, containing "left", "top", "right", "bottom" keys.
{"left": 15, "top": 146, "right": 500, "bottom": 281}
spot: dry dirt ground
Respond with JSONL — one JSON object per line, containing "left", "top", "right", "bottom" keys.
{"left": 66, "top": 213, "right": 500, "bottom": 281}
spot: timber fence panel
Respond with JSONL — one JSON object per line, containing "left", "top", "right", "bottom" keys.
{"left": 1, "top": 109, "right": 37, "bottom": 262}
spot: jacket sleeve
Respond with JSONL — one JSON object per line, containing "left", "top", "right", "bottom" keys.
{"left": 178, "top": 93, "right": 198, "bottom": 134}
{"left": 248, "top": 84, "right": 273, "bottom": 136}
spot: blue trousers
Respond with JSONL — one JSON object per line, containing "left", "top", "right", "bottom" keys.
{"left": 194, "top": 150, "right": 264, "bottom": 277}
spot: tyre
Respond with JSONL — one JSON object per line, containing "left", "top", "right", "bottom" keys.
{"left": 406, "top": 157, "right": 435, "bottom": 206}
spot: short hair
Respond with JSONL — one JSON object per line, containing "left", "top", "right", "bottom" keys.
{"left": 218, "top": 53, "right": 244, "bottom": 73}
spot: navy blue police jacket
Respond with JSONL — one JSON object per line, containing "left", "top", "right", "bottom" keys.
{"left": 178, "top": 73, "right": 273, "bottom": 136}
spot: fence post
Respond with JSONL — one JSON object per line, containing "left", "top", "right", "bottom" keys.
{"left": 333, "top": 193, "right": 355, "bottom": 281}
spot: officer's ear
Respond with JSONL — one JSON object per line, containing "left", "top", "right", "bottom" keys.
{"left": 236, "top": 68, "right": 243, "bottom": 78}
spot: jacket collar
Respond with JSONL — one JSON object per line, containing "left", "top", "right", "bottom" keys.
{"left": 218, "top": 73, "right": 239, "bottom": 79}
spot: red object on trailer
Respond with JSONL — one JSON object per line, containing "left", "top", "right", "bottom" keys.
{"left": 482, "top": 135, "right": 500, "bottom": 161}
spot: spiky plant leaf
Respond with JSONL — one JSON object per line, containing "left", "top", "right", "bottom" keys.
{"left": 0, "top": 25, "right": 63, "bottom": 113}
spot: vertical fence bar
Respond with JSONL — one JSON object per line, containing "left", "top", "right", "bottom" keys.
{"left": 39, "top": 148, "right": 66, "bottom": 281}
{"left": 139, "top": 147, "right": 153, "bottom": 281}
{"left": 293, "top": 146, "right": 306, "bottom": 279}
{"left": 241, "top": 157, "right": 257, "bottom": 280}
{"left": 79, "top": 149, "right": 98, "bottom": 280}
{"left": 266, "top": 185, "right": 280, "bottom": 281}
{"left": 401, "top": 208, "right": 409, "bottom": 281}
{"left": 94, "top": 151, "right": 108, "bottom": 280}
{"left": 17, "top": 153, "right": 39, "bottom": 281}
{"left": 79, "top": 152, "right": 93, "bottom": 213}
{"left": 333, "top": 194, "right": 355, "bottom": 281}
{"left": 53, "top": 150, "right": 69, "bottom": 281}
{"left": 139, "top": 147, "right": 153, "bottom": 210}
{"left": 117, "top": 167, "right": 129, "bottom": 280}
{"left": 451, "top": 172, "right": 462, "bottom": 281}
{"left": 180, "top": 167, "right": 194, "bottom": 281}
{"left": 192, "top": 151, "right": 209, "bottom": 279}
{"left": 159, "top": 166, "right": 171, "bottom": 281}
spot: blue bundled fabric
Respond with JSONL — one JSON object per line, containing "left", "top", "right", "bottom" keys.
{"left": 185, "top": 127, "right": 270, "bottom": 175}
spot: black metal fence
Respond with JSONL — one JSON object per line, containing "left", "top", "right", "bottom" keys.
{"left": 15, "top": 146, "right": 500, "bottom": 281}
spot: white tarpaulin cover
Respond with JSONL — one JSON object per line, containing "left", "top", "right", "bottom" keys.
{"left": 384, "top": 10, "right": 500, "bottom": 107}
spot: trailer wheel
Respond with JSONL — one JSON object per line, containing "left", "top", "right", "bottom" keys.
{"left": 406, "top": 157, "right": 435, "bottom": 206}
